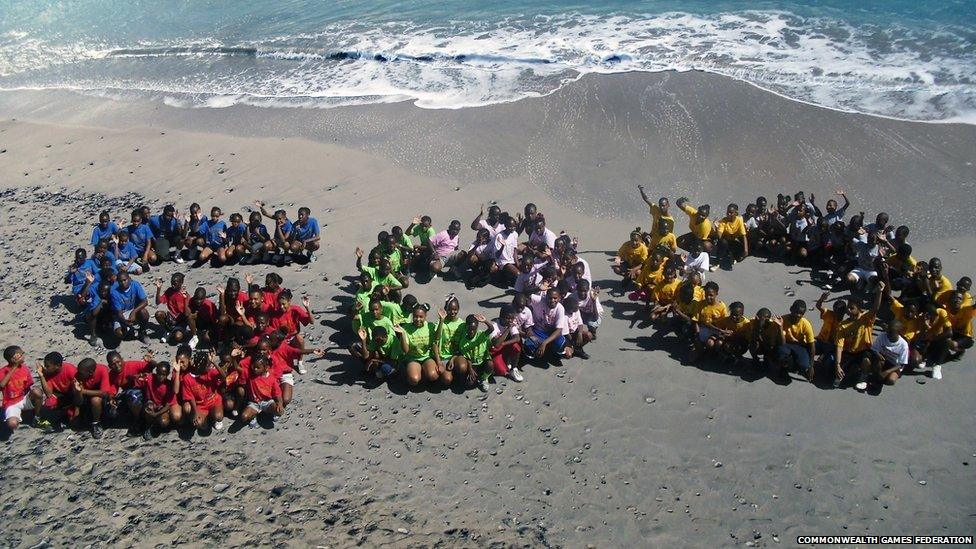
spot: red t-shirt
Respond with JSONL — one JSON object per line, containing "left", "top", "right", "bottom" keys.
{"left": 180, "top": 368, "right": 222, "bottom": 405}
{"left": 190, "top": 298, "right": 219, "bottom": 324}
{"left": 139, "top": 373, "right": 177, "bottom": 406}
{"left": 246, "top": 371, "right": 281, "bottom": 402}
{"left": 1, "top": 364, "right": 33, "bottom": 408}
{"left": 240, "top": 354, "right": 292, "bottom": 380}
{"left": 160, "top": 287, "right": 188, "bottom": 317}
{"left": 243, "top": 300, "right": 269, "bottom": 324}
{"left": 263, "top": 287, "right": 283, "bottom": 313}
{"left": 76, "top": 363, "right": 111, "bottom": 394}
{"left": 244, "top": 325, "right": 277, "bottom": 347}
{"left": 272, "top": 305, "right": 311, "bottom": 335}
{"left": 44, "top": 363, "right": 77, "bottom": 394}
{"left": 108, "top": 360, "right": 150, "bottom": 394}
{"left": 273, "top": 341, "right": 303, "bottom": 370}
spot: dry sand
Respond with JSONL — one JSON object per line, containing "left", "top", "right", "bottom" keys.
{"left": 0, "top": 71, "right": 974, "bottom": 547}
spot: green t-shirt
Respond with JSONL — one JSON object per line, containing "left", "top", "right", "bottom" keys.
{"left": 366, "top": 335, "right": 397, "bottom": 360}
{"left": 437, "top": 318, "right": 464, "bottom": 356}
{"left": 410, "top": 225, "right": 435, "bottom": 247}
{"left": 397, "top": 234, "right": 413, "bottom": 249}
{"left": 369, "top": 245, "right": 403, "bottom": 273}
{"left": 354, "top": 291, "right": 372, "bottom": 312}
{"left": 401, "top": 322, "right": 436, "bottom": 361}
{"left": 380, "top": 300, "right": 406, "bottom": 325}
{"left": 453, "top": 329, "right": 491, "bottom": 364}
{"left": 373, "top": 272, "right": 403, "bottom": 290}
{"left": 355, "top": 312, "right": 395, "bottom": 341}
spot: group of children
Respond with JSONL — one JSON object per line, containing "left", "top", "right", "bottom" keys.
{"left": 1, "top": 332, "right": 323, "bottom": 439}
{"left": 348, "top": 204, "right": 605, "bottom": 391}
{"left": 67, "top": 201, "right": 321, "bottom": 345}
{"left": 7, "top": 266, "right": 323, "bottom": 438}
{"left": 72, "top": 200, "right": 320, "bottom": 278}
{"left": 617, "top": 187, "right": 974, "bottom": 390}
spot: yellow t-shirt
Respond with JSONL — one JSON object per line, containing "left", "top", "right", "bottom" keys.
{"left": 946, "top": 305, "right": 975, "bottom": 338}
{"left": 922, "top": 309, "right": 952, "bottom": 341}
{"left": 931, "top": 275, "right": 953, "bottom": 301}
{"left": 836, "top": 312, "right": 876, "bottom": 353}
{"left": 937, "top": 290, "right": 973, "bottom": 308}
{"left": 617, "top": 241, "right": 649, "bottom": 267}
{"left": 817, "top": 310, "right": 840, "bottom": 343}
{"left": 887, "top": 254, "right": 916, "bottom": 274}
{"left": 650, "top": 232, "right": 677, "bottom": 252}
{"left": 890, "top": 298, "right": 923, "bottom": 343}
{"left": 676, "top": 298, "right": 704, "bottom": 319}
{"left": 680, "top": 203, "right": 713, "bottom": 240}
{"left": 717, "top": 316, "right": 751, "bottom": 337}
{"left": 648, "top": 204, "right": 674, "bottom": 236}
{"left": 652, "top": 278, "right": 681, "bottom": 305}
{"left": 782, "top": 316, "right": 815, "bottom": 345}
{"left": 636, "top": 260, "right": 665, "bottom": 288}
{"left": 715, "top": 215, "right": 746, "bottom": 239}
{"left": 696, "top": 301, "right": 729, "bottom": 327}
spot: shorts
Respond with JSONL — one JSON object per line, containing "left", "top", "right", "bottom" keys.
{"left": 776, "top": 343, "right": 812, "bottom": 372}
{"left": 3, "top": 395, "right": 33, "bottom": 422}
{"left": 697, "top": 326, "right": 720, "bottom": 343}
{"left": 439, "top": 250, "right": 462, "bottom": 268}
{"left": 848, "top": 267, "right": 877, "bottom": 283}
{"left": 522, "top": 325, "right": 566, "bottom": 357}
{"left": 113, "top": 310, "right": 136, "bottom": 330}
{"left": 815, "top": 340, "right": 836, "bottom": 368}
{"left": 205, "top": 244, "right": 226, "bottom": 253}
{"left": 279, "top": 373, "right": 295, "bottom": 386}
{"left": 115, "top": 260, "right": 142, "bottom": 274}
{"left": 153, "top": 238, "right": 173, "bottom": 257}
{"left": 840, "top": 349, "right": 870, "bottom": 371}
{"left": 122, "top": 388, "right": 144, "bottom": 406}
{"left": 249, "top": 241, "right": 268, "bottom": 254}
{"left": 877, "top": 355, "right": 905, "bottom": 373}
{"left": 582, "top": 313, "right": 601, "bottom": 331}
{"left": 247, "top": 399, "right": 276, "bottom": 413}
{"left": 166, "top": 312, "right": 189, "bottom": 327}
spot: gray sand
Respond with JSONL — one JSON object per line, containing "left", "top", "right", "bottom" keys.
{"left": 0, "top": 71, "right": 973, "bottom": 547}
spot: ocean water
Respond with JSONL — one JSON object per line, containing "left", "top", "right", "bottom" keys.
{"left": 0, "top": 1, "right": 974, "bottom": 123}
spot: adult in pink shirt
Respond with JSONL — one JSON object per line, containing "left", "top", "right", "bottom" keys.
{"left": 428, "top": 220, "right": 463, "bottom": 275}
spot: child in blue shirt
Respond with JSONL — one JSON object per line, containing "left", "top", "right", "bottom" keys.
{"left": 225, "top": 213, "right": 248, "bottom": 264}
{"left": 126, "top": 209, "right": 156, "bottom": 267}
{"left": 149, "top": 204, "right": 184, "bottom": 265}
{"left": 113, "top": 231, "right": 144, "bottom": 275}
{"left": 289, "top": 207, "right": 321, "bottom": 261}
{"left": 90, "top": 211, "right": 119, "bottom": 249}
{"left": 195, "top": 206, "right": 228, "bottom": 267}
{"left": 245, "top": 211, "right": 273, "bottom": 263}
{"left": 110, "top": 272, "right": 149, "bottom": 342}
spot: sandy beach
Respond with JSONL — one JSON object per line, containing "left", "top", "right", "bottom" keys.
{"left": 1, "top": 71, "right": 975, "bottom": 547}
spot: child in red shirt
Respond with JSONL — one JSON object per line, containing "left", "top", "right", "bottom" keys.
{"left": 33, "top": 352, "right": 78, "bottom": 426}
{"left": 105, "top": 350, "right": 152, "bottom": 421}
{"left": 154, "top": 273, "right": 191, "bottom": 347}
{"left": 272, "top": 290, "right": 315, "bottom": 374}
{"left": 237, "top": 355, "right": 283, "bottom": 427}
{"left": 1, "top": 345, "right": 37, "bottom": 431}
{"left": 138, "top": 360, "right": 182, "bottom": 439}
{"left": 180, "top": 349, "right": 225, "bottom": 431}
{"left": 72, "top": 358, "right": 112, "bottom": 439}
{"left": 240, "top": 338, "right": 294, "bottom": 408}
{"left": 187, "top": 287, "right": 219, "bottom": 348}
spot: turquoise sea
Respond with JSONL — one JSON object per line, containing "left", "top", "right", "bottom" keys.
{"left": 1, "top": 1, "right": 973, "bottom": 122}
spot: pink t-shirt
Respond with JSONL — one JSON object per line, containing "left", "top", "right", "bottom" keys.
{"left": 430, "top": 230, "right": 459, "bottom": 257}
{"left": 529, "top": 294, "right": 568, "bottom": 335}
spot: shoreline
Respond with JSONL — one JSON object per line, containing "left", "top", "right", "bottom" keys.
{"left": 0, "top": 70, "right": 974, "bottom": 546}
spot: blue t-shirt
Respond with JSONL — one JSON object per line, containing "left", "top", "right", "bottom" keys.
{"left": 84, "top": 284, "right": 104, "bottom": 315}
{"left": 292, "top": 218, "right": 320, "bottom": 241}
{"left": 277, "top": 219, "right": 294, "bottom": 238}
{"left": 248, "top": 223, "right": 270, "bottom": 242}
{"left": 90, "top": 222, "right": 119, "bottom": 247}
{"left": 226, "top": 224, "right": 247, "bottom": 245}
{"left": 199, "top": 219, "right": 228, "bottom": 247}
{"left": 116, "top": 241, "right": 140, "bottom": 262}
{"left": 149, "top": 215, "right": 181, "bottom": 240}
{"left": 126, "top": 224, "right": 154, "bottom": 254}
{"left": 69, "top": 259, "right": 98, "bottom": 295}
{"left": 111, "top": 280, "right": 147, "bottom": 312}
